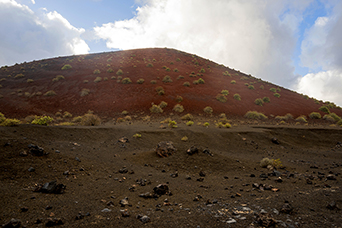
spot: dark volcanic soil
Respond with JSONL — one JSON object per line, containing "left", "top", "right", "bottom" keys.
{"left": 1, "top": 122, "right": 341, "bottom": 227}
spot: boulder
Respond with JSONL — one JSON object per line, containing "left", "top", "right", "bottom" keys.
{"left": 153, "top": 184, "right": 169, "bottom": 196}
{"left": 156, "top": 141, "right": 176, "bottom": 157}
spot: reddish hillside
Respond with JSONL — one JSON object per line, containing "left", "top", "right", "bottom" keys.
{"left": 0, "top": 48, "right": 341, "bottom": 119}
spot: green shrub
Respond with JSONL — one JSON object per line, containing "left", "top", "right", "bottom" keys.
{"left": 31, "top": 116, "right": 54, "bottom": 125}
{"left": 198, "top": 78, "right": 205, "bottom": 84}
{"left": 168, "top": 120, "right": 178, "bottom": 128}
{"left": 328, "top": 113, "right": 341, "bottom": 122}
{"left": 223, "top": 71, "right": 230, "bottom": 76}
{"left": 52, "top": 75, "right": 65, "bottom": 82}
{"left": 63, "top": 111, "right": 72, "bottom": 118}
{"left": 0, "top": 112, "right": 5, "bottom": 123}
{"left": 150, "top": 80, "right": 156, "bottom": 84}
{"left": 122, "top": 78, "right": 132, "bottom": 84}
{"left": 181, "top": 113, "right": 193, "bottom": 120}
{"left": 233, "top": 94, "right": 241, "bottom": 101}
{"left": 177, "top": 75, "right": 184, "bottom": 80}
{"left": 176, "top": 95, "right": 183, "bottom": 102}
{"left": 216, "top": 94, "right": 227, "bottom": 103}
{"left": 133, "top": 133, "right": 142, "bottom": 138}
{"left": 248, "top": 85, "right": 255, "bottom": 90}
{"left": 103, "top": 77, "right": 108, "bottom": 81}
{"left": 216, "top": 122, "right": 231, "bottom": 128}
{"left": 146, "top": 63, "right": 153, "bottom": 67}
{"left": 80, "top": 113, "right": 101, "bottom": 126}
{"left": 162, "top": 75, "right": 173, "bottom": 83}
{"left": 254, "top": 98, "right": 264, "bottom": 106}
{"left": 44, "top": 90, "right": 56, "bottom": 96}
{"left": 1, "top": 118, "right": 21, "bottom": 126}
{"left": 309, "top": 112, "right": 321, "bottom": 119}
{"left": 183, "top": 82, "right": 190, "bottom": 87}
{"left": 80, "top": 88, "right": 90, "bottom": 97}
{"left": 230, "top": 80, "right": 236, "bottom": 84}
{"left": 181, "top": 136, "right": 188, "bottom": 141}
{"left": 199, "top": 68, "right": 205, "bottom": 73}
{"left": 14, "top": 73, "right": 25, "bottom": 78}
{"left": 156, "top": 86, "right": 165, "bottom": 95}
{"left": 221, "top": 90, "right": 229, "bottom": 95}
{"left": 203, "top": 122, "right": 210, "bottom": 127}
{"left": 174, "top": 68, "right": 179, "bottom": 72}
{"left": 61, "top": 64, "right": 72, "bottom": 70}
{"left": 245, "top": 111, "right": 268, "bottom": 120}
{"left": 186, "top": 121, "right": 194, "bottom": 126}
{"left": 319, "top": 106, "right": 330, "bottom": 114}
{"left": 116, "top": 69, "right": 123, "bottom": 76}
{"left": 263, "top": 97, "right": 270, "bottom": 103}
{"left": 72, "top": 116, "right": 83, "bottom": 123}
{"left": 295, "top": 116, "right": 307, "bottom": 123}
{"left": 337, "top": 119, "right": 342, "bottom": 126}
{"left": 27, "top": 79, "right": 34, "bottom": 83}
{"left": 93, "top": 69, "right": 101, "bottom": 74}
{"left": 203, "top": 106, "right": 213, "bottom": 114}
{"left": 274, "top": 93, "right": 281, "bottom": 98}
{"left": 193, "top": 80, "right": 199, "bottom": 85}
{"left": 270, "top": 88, "right": 276, "bottom": 92}
{"left": 150, "top": 104, "right": 163, "bottom": 113}
{"left": 173, "top": 104, "right": 184, "bottom": 113}
{"left": 176, "top": 58, "right": 181, "bottom": 62}
{"left": 244, "top": 83, "right": 249, "bottom": 86}
{"left": 159, "top": 101, "right": 167, "bottom": 108}
{"left": 94, "top": 77, "right": 102, "bottom": 83}
{"left": 323, "top": 114, "right": 336, "bottom": 122}
{"left": 136, "top": 78, "right": 145, "bottom": 84}
{"left": 260, "top": 85, "right": 264, "bottom": 89}
{"left": 107, "top": 68, "right": 114, "bottom": 73}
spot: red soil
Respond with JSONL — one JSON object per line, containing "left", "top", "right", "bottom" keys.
{"left": 0, "top": 48, "right": 341, "bottom": 119}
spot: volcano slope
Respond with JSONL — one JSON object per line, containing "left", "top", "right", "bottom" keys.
{"left": 0, "top": 48, "right": 342, "bottom": 227}
{"left": 0, "top": 48, "right": 341, "bottom": 119}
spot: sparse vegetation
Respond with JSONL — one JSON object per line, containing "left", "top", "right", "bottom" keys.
{"left": 31, "top": 116, "right": 54, "bottom": 125}
{"left": 233, "top": 94, "right": 241, "bottom": 101}
{"left": 263, "top": 97, "right": 270, "bottom": 103}
{"left": 245, "top": 111, "right": 268, "bottom": 120}
{"left": 173, "top": 104, "right": 184, "bottom": 113}
{"left": 270, "top": 88, "right": 276, "bottom": 92}
{"left": 181, "top": 113, "right": 193, "bottom": 121}
{"left": 197, "top": 78, "right": 205, "bottom": 84}
{"left": 260, "top": 85, "right": 264, "bottom": 89}
{"left": 146, "top": 63, "right": 153, "bottom": 67}
{"left": 94, "top": 77, "right": 102, "bottom": 83}
{"left": 1, "top": 118, "right": 21, "bottom": 126}
{"left": 156, "top": 86, "right": 165, "bottom": 95}
{"left": 14, "top": 73, "right": 24, "bottom": 78}
{"left": 122, "top": 77, "right": 132, "bottom": 84}
{"left": 168, "top": 120, "right": 178, "bottom": 128}
{"left": 230, "top": 80, "right": 236, "bottom": 84}
{"left": 150, "top": 80, "right": 157, "bottom": 84}
{"left": 186, "top": 121, "right": 194, "bottom": 126}
{"left": 203, "top": 106, "right": 213, "bottom": 114}
{"left": 183, "top": 82, "right": 190, "bottom": 87}
{"left": 133, "top": 133, "right": 142, "bottom": 138}
{"left": 254, "top": 98, "right": 264, "bottom": 106}
{"left": 52, "top": 75, "right": 65, "bottom": 82}
{"left": 137, "top": 79, "right": 145, "bottom": 84}
{"left": 223, "top": 71, "right": 230, "bottom": 76}
{"left": 274, "top": 93, "right": 281, "bottom": 98}
{"left": 107, "top": 68, "right": 114, "bottom": 73}
{"left": 63, "top": 111, "right": 72, "bottom": 118}
{"left": 44, "top": 90, "right": 56, "bottom": 96}
{"left": 216, "top": 94, "right": 227, "bottom": 103}
{"left": 27, "top": 79, "right": 34, "bottom": 83}
{"left": 248, "top": 85, "right": 255, "bottom": 90}
{"left": 61, "top": 64, "right": 72, "bottom": 70}
{"left": 80, "top": 88, "right": 90, "bottom": 97}
{"left": 176, "top": 95, "right": 183, "bottom": 103}
{"left": 216, "top": 122, "right": 231, "bottom": 128}
{"left": 309, "top": 112, "right": 321, "bottom": 119}
{"left": 260, "top": 158, "right": 283, "bottom": 168}
{"left": 221, "top": 90, "right": 229, "bottom": 95}
{"left": 150, "top": 104, "right": 163, "bottom": 113}
{"left": 80, "top": 113, "right": 101, "bottom": 126}
{"left": 116, "top": 69, "right": 123, "bottom": 76}
{"left": 162, "top": 75, "right": 173, "bottom": 83}
{"left": 177, "top": 75, "right": 184, "bottom": 80}
{"left": 181, "top": 136, "right": 188, "bottom": 141}
{"left": 159, "top": 101, "right": 167, "bottom": 108}
{"left": 203, "top": 122, "right": 210, "bottom": 127}
{"left": 295, "top": 116, "right": 307, "bottom": 123}
{"left": 319, "top": 105, "right": 330, "bottom": 114}
{"left": 93, "top": 69, "right": 101, "bottom": 74}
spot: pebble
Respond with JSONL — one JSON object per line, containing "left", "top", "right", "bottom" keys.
{"left": 75, "top": 157, "right": 81, "bottom": 162}
{"left": 226, "top": 218, "right": 237, "bottom": 224}
{"left": 28, "top": 167, "right": 35, "bottom": 172}
{"left": 101, "top": 208, "right": 112, "bottom": 212}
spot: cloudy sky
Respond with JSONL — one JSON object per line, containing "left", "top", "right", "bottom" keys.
{"left": 1, "top": 0, "right": 342, "bottom": 106}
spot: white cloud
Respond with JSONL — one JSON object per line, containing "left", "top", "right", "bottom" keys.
{"left": 93, "top": 0, "right": 313, "bottom": 88}
{"left": 0, "top": 0, "right": 89, "bottom": 66}
{"left": 295, "top": 1, "right": 342, "bottom": 106}
{"left": 295, "top": 70, "right": 342, "bottom": 106}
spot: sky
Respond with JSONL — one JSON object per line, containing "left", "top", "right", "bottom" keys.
{"left": 1, "top": 0, "right": 342, "bottom": 106}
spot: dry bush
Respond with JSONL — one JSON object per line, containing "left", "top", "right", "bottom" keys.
{"left": 203, "top": 106, "right": 213, "bottom": 114}
{"left": 216, "top": 94, "right": 227, "bottom": 103}
{"left": 181, "top": 113, "right": 193, "bottom": 121}
{"left": 234, "top": 94, "right": 241, "bottom": 101}
{"left": 150, "top": 104, "right": 163, "bottom": 113}
{"left": 173, "top": 104, "right": 184, "bottom": 113}
{"left": 159, "top": 101, "right": 168, "bottom": 108}
{"left": 61, "top": 64, "right": 72, "bottom": 70}
{"left": 309, "top": 112, "right": 321, "bottom": 119}
{"left": 155, "top": 86, "right": 165, "bottom": 95}
{"left": 94, "top": 77, "right": 102, "bottom": 83}
{"left": 162, "top": 75, "right": 173, "bottom": 83}
{"left": 295, "top": 116, "right": 307, "bottom": 123}
{"left": 245, "top": 111, "right": 268, "bottom": 120}
{"left": 183, "top": 82, "right": 190, "bottom": 87}
{"left": 176, "top": 95, "right": 183, "bottom": 102}
{"left": 254, "top": 98, "right": 264, "bottom": 106}
{"left": 44, "top": 90, "right": 56, "bottom": 96}
{"left": 121, "top": 78, "right": 132, "bottom": 84}
{"left": 80, "top": 88, "right": 90, "bottom": 97}
{"left": 80, "top": 113, "right": 101, "bottom": 126}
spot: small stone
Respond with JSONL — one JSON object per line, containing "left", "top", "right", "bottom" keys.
{"left": 63, "top": 171, "right": 69, "bottom": 175}
{"left": 153, "top": 184, "right": 169, "bottom": 196}
{"left": 118, "top": 137, "right": 129, "bottom": 143}
{"left": 75, "top": 157, "right": 81, "bottom": 162}
{"left": 20, "top": 207, "right": 28, "bottom": 212}
{"left": 139, "top": 215, "right": 151, "bottom": 224}
{"left": 55, "top": 150, "right": 60, "bottom": 153}
{"left": 119, "top": 167, "right": 128, "bottom": 174}
{"left": 186, "top": 146, "right": 199, "bottom": 155}
{"left": 260, "top": 173, "right": 268, "bottom": 179}
{"left": 120, "top": 197, "right": 129, "bottom": 207}
{"left": 29, "top": 145, "right": 45, "bottom": 156}
{"left": 271, "top": 137, "right": 280, "bottom": 144}
{"left": 250, "top": 174, "right": 255, "bottom": 177}
{"left": 326, "top": 201, "right": 340, "bottom": 210}
{"left": 2, "top": 218, "right": 21, "bottom": 227}
{"left": 280, "top": 203, "right": 293, "bottom": 214}
{"left": 121, "top": 209, "right": 130, "bottom": 217}
{"left": 327, "top": 174, "right": 336, "bottom": 180}
{"left": 101, "top": 208, "right": 112, "bottom": 212}
{"left": 28, "top": 167, "right": 35, "bottom": 172}
{"left": 226, "top": 218, "right": 237, "bottom": 224}
{"left": 19, "top": 150, "right": 28, "bottom": 157}
{"left": 199, "top": 170, "right": 206, "bottom": 177}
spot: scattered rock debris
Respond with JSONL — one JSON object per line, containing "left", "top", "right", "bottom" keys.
{"left": 156, "top": 141, "right": 176, "bottom": 157}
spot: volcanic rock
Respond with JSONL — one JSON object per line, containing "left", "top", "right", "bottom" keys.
{"left": 186, "top": 146, "right": 198, "bottom": 155}
{"left": 156, "top": 141, "right": 176, "bottom": 157}
{"left": 28, "top": 144, "right": 45, "bottom": 156}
